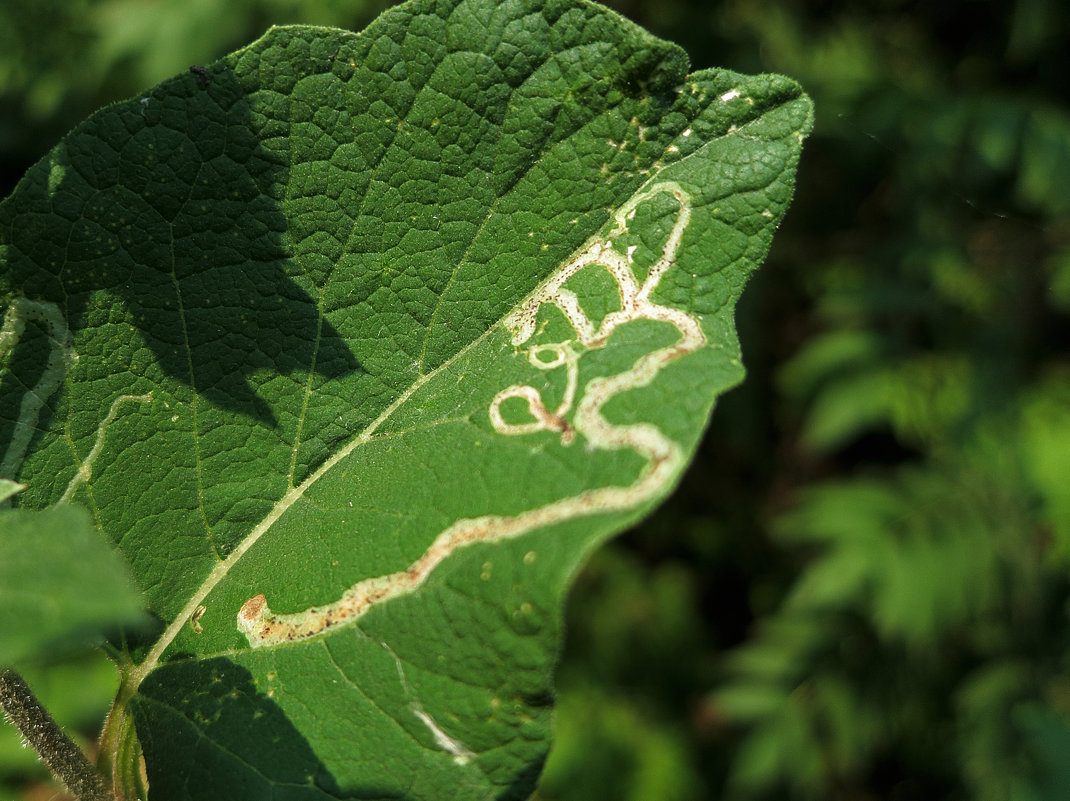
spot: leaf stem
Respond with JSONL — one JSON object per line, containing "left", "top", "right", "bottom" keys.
{"left": 0, "top": 667, "right": 112, "bottom": 801}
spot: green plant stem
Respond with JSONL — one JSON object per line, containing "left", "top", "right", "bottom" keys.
{"left": 0, "top": 667, "right": 111, "bottom": 801}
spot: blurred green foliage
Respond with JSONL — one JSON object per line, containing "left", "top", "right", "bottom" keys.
{"left": 2, "top": 1, "right": 1069, "bottom": 799}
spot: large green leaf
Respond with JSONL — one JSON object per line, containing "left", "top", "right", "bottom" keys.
{"left": 0, "top": 0, "right": 811, "bottom": 798}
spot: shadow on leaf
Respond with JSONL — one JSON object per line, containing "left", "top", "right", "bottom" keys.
{"left": 0, "top": 64, "right": 359, "bottom": 428}
{"left": 133, "top": 657, "right": 393, "bottom": 801}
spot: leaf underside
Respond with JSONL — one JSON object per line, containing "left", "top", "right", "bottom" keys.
{"left": 0, "top": 0, "right": 811, "bottom": 798}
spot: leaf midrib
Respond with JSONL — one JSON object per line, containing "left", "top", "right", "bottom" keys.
{"left": 127, "top": 221, "right": 565, "bottom": 687}
{"left": 127, "top": 343, "right": 439, "bottom": 687}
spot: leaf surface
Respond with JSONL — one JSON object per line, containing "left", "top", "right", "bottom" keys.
{"left": 0, "top": 1, "right": 811, "bottom": 798}
{"left": 0, "top": 506, "right": 145, "bottom": 665}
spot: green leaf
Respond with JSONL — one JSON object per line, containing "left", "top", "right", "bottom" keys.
{"left": 0, "top": 505, "right": 145, "bottom": 665}
{"left": 0, "top": 1, "right": 810, "bottom": 797}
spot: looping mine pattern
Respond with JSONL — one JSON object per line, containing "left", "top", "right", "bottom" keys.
{"left": 239, "top": 181, "right": 705, "bottom": 648}
{"left": 488, "top": 342, "right": 579, "bottom": 444}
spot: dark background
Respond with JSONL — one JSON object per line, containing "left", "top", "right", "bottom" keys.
{"left": 2, "top": 1, "right": 1069, "bottom": 799}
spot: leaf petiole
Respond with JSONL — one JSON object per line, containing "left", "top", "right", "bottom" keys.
{"left": 0, "top": 667, "right": 112, "bottom": 801}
